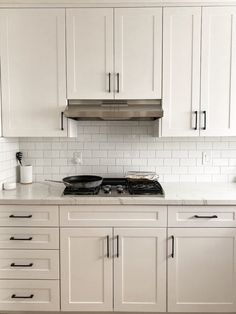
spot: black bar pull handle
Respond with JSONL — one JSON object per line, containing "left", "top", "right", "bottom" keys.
{"left": 9, "top": 214, "right": 32, "bottom": 219}
{"left": 202, "top": 110, "right": 206, "bottom": 130}
{"left": 117, "top": 73, "right": 120, "bottom": 93}
{"left": 194, "top": 214, "right": 218, "bottom": 219}
{"left": 61, "top": 112, "right": 64, "bottom": 131}
{"left": 171, "top": 235, "right": 175, "bottom": 258}
{"left": 106, "top": 235, "right": 110, "bottom": 258}
{"left": 193, "top": 111, "right": 198, "bottom": 130}
{"left": 116, "top": 235, "right": 119, "bottom": 258}
{"left": 11, "top": 262, "right": 33, "bottom": 267}
{"left": 11, "top": 294, "right": 34, "bottom": 299}
{"left": 108, "top": 73, "right": 111, "bottom": 93}
{"left": 10, "top": 236, "right": 33, "bottom": 241}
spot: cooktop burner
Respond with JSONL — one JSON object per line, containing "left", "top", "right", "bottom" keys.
{"left": 63, "top": 177, "right": 164, "bottom": 197}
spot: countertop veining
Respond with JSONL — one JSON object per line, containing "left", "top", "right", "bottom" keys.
{"left": 0, "top": 182, "right": 236, "bottom": 205}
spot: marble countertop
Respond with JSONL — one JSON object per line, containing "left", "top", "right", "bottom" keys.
{"left": 0, "top": 182, "right": 235, "bottom": 205}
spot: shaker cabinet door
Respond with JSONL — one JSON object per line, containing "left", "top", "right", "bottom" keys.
{"left": 114, "top": 8, "right": 162, "bottom": 99}
{"left": 0, "top": 9, "right": 68, "bottom": 137}
{"left": 162, "top": 7, "right": 201, "bottom": 136}
{"left": 168, "top": 228, "right": 236, "bottom": 312}
{"left": 201, "top": 7, "right": 236, "bottom": 136}
{"left": 66, "top": 8, "right": 114, "bottom": 99}
{"left": 114, "top": 228, "right": 166, "bottom": 312}
{"left": 60, "top": 228, "right": 113, "bottom": 311}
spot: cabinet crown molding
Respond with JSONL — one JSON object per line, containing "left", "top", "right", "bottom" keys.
{"left": 0, "top": 0, "right": 236, "bottom": 7}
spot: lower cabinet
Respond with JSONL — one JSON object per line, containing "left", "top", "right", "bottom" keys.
{"left": 0, "top": 279, "right": 59, "bottom": 311}
{"left": 60, "top": 228, "right": 113, "bottom": 311}
{"left": 60, "top": 227, "right": 166, "bottom": 312}
{"left": 114, "top": 228, "right": 166, "bottom": 312}
{"left": 168, "top": 228, "right": 236, "bottom": 312}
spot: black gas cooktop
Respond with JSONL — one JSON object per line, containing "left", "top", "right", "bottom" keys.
{"left": 63, "top": 177, "right": 164, "bottom": 197}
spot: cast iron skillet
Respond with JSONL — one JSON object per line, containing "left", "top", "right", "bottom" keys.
{"left": 45, "top": 175, "right": 103, "bottom": 189}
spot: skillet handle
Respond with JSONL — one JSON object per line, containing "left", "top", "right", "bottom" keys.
{"left": 44, "top": 179, "right": 72, "bottom": 187}
{"left": 45, "top": 179, "right": 64, "bottom": 184}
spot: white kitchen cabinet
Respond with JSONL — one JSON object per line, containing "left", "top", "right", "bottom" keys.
{"left": 162, "top": 6, "right": 236, "bottom": 137}
{"left": 0, "top": 227, "right": 59, "bottom": 250}
{"left": 60, "top": 226, "right": 166, "bottom": 312}
{"left": 0, "top": 250, "right": 59, "bottom": 280}
{"left": 114, "top": 8, "right": 162, "bottom": 99}
{"left": 0, "top": 279, "right": 59, "bottom": 311}
{"left": 114, "top": 228, "right": 166, "bottom": 312}
{"left": 60, "top": 228, "right": 113, "bottom": 311}
{"left": 66, "top": 8, "right": 162, "bottom": 100}
{"left": 60, "top": 205, "right": 167, "bottom": 227}
{"left": 0, "top": 9, "right": 75, "bottom": 137}
{"left": 162, "top": 7, "right": 201, "bottom": 137}
{"left": 201, "top": 7, "right": 236, "bottom": 136}
{"left": 168, "top": 228, "right": 236, "bottom": 312}
{"left": 66, "top": 8, "right": 113, "bottom": 99}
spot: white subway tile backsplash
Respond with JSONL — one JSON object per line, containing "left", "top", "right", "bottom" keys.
{"left": 92, "top": 151, "right": 108, "bottom": 158}
{"left": 17, "top": 122, "right": 236, "bottom": 183}
{"left": 147, "top": 158, "right": 164, "bottom": 166}
{"left": 0, "top": 138, "right": 19, "bottom": 188}
{"left": 164, "top": 158, "right": 179, "bottom": 166}
{"left": 172, "top": 151, "right": 188, "bottom": 158}
{"left": 180, "top": 158, "right": 196, "bottom": 166}
{"left": 100, "top": 158, "right": 116, "bottom": 166}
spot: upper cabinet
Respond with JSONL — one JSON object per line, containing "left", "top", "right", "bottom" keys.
{"left": 162, "top": 6, "right": 236, "bottom": 137}
{"left": 201, "top": 7, "right": 236, "bottom": 136}
{"left": 66, "top": 9, "right": 113, "bottom": 100}
{"left": 0, "top": 9, "right": 75, "bottom": 137}
{"left": 114, "top": 8, "right": 162, "bottom": 99}
{"left": 162, "top": 7, "right": 201, "bottom": 137}
{"left": 66, "top": 8, "right": 162, "bottom": 100}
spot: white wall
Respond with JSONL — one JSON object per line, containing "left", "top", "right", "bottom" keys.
{"left": 19, "top": 121, "right": 236, "bottom": 183}
{"left": 0, "top": 138, "right": 19, "bottom": 188}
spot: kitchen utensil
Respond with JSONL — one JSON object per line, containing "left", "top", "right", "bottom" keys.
{"left": 125, "top": 171, "right": 159, "bottom": 181}
{"left": 45, "top": 175, "right": 103, "bottom": 189}
{"left": 16, "top": 152, "right": 23, "bottom": 166}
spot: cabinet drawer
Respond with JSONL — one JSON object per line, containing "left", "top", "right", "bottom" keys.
{"left": 0, "top": 228, "right": 59, "bottom": 249}
{"left": 0, "top": 205, "right": 59, "bottom": 226}
{"left": 0, "top": 250, "right": 59, "bottom": 279}
{"left": 168, "top": 206, "right": 236, "bottom": 227}
{"left": 60, "top": 205, "right": 167, "bottom": 227}
{"left": 0, "top": 280, "right": 59, "bottom": 311}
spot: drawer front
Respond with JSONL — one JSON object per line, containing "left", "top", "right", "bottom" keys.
{"left": 0, "top": 228, "right": 59, "bottom": 249}
{"left": 168, "top": 206, "right": 236, "bottom": 227}
{"left": 0, "top": 250, "right": 59, "bottom": 279}
{"left": 0, "top": 280, "right": 59, "bottom": 311}
{"left": 60, "top": 205, "right": 167, "bottom": 227}
{"left": 0, "top": 205, "right": 59, "bottom": 226}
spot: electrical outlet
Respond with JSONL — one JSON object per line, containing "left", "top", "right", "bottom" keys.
{"left": 202, "top": 151, "right": 212, "bottom": 165}
{"left": 73, "top": 152, "right": 83, "bottom": 165}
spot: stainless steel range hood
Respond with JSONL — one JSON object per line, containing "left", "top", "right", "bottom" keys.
{"left": 64, "top": 99, "right": 163, "bottom": 121}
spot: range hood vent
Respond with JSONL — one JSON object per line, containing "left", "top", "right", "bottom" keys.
{"left": 64, "top": 99, "right": 163, "bottom": 121}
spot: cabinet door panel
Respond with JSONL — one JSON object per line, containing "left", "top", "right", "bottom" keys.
{"left": 66, "top": 8, "right": 113, "bottom": 99}
{"left": 115, "top": 8, "right": 162, "bottom": 99}
{"left": 162, "top": 7, "right": 201, "bottom": 136}
{"left": 201, "top": 7, "right": 236, "bottom": 136}
{"left": 0, "top": 280, "right": 59, "bottom": 311}
{"left": 114, "top": 228, "right": 166, "bottom": 312}
{"left": 168, "top": 228, "right": 236, "bottom": 312}
{"left": 0, "top": 9, "right": 68, "bottom": 137}
{"left": 0, "top": 250, "right": 59, "bottom": 280}
{"left": 60, "top": 228, "right": 113, "bottom": 311}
